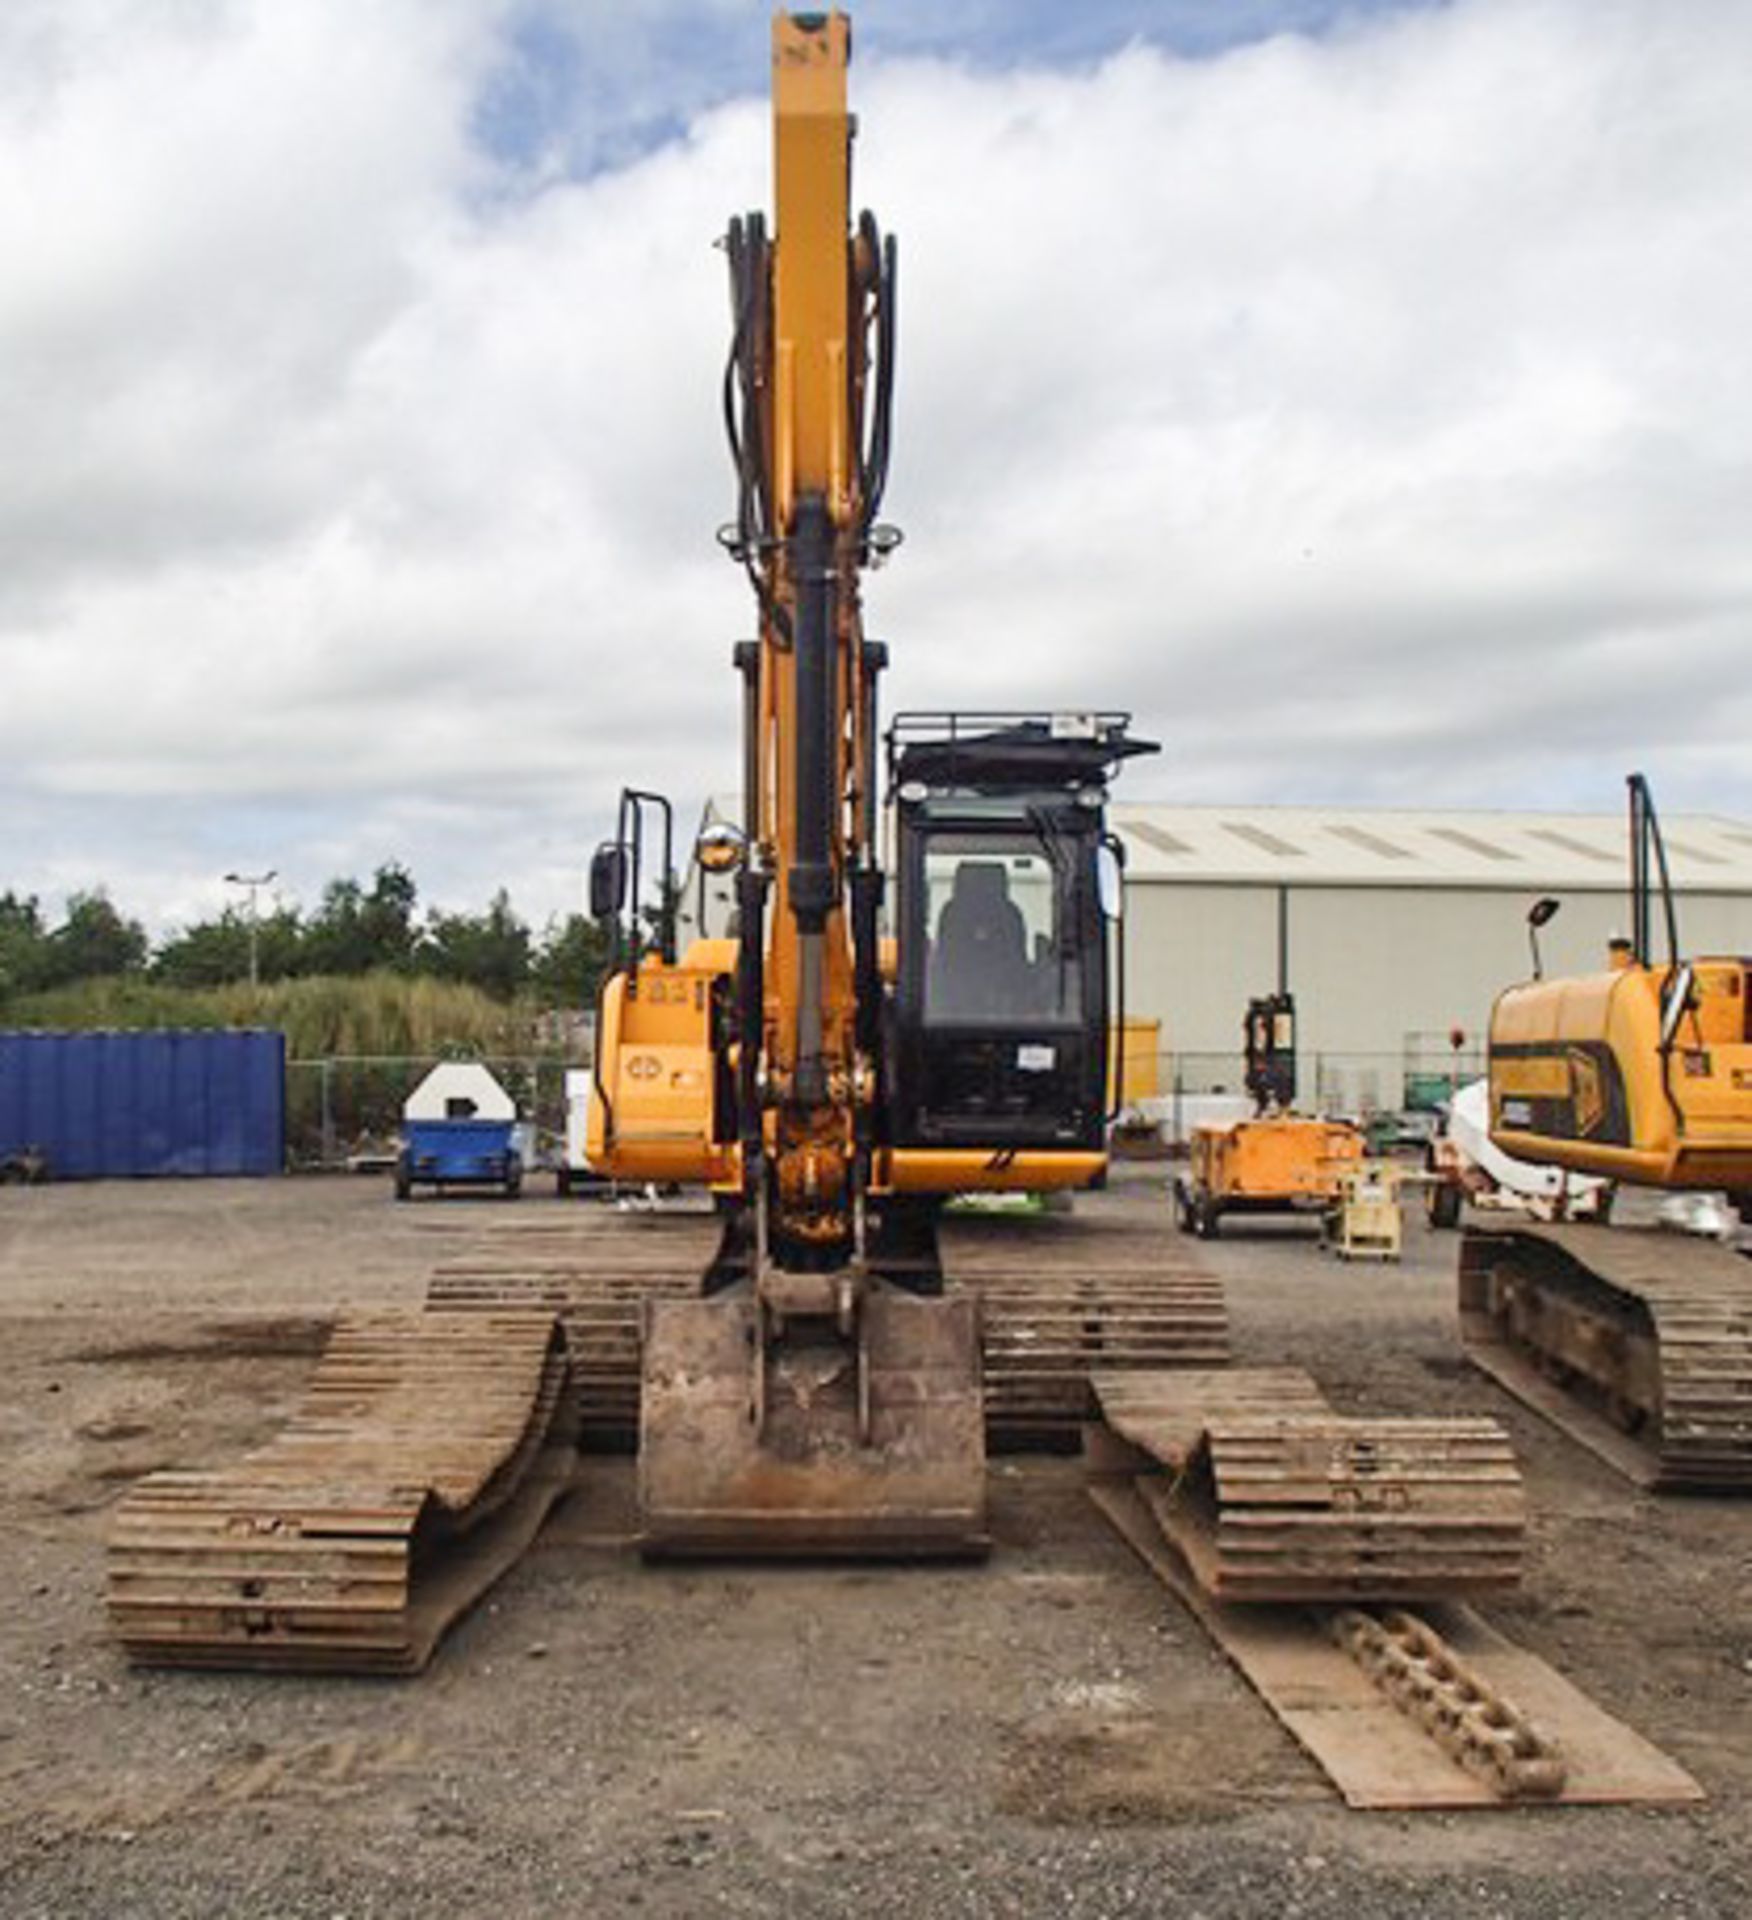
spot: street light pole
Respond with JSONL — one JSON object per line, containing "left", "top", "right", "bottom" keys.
{"left": 223, "top": 870, "right": 277, "bottom": 989}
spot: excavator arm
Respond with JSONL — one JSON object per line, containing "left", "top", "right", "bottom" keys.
{"left": 637, "top": 11, "right": 989, "bottom": 1556}
{"left": 722, "top": 9, "right": 895, "bottom": 1268}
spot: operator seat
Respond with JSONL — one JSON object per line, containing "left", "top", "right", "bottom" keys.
{"left": 930, "top": 860, "right": 1030, "bottom": 1020}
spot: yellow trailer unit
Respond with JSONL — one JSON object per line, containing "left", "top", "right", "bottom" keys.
{"left": 1176, "top": 1115, "right": 1364, "bottom": 1239}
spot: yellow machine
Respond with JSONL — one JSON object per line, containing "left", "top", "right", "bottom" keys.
{"left": 1177, "top": 1116, "right": 1363, "bottom": 1238}
{"left": 1174, "top": 991, "right": 1363, "bottom": 1237}
{"left": 1460, "top": 775, "right": 1752, "bottom": 1488}
{"left": 580, "top": 11, "right": 1165, "bottom": 1554}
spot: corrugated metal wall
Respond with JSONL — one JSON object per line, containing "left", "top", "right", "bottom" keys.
{"left": 0, "top": 1030, "right": 285, "bottom": 1178}
{"left": 1123, "top": 884, "right": 1752, "bottom": 1061}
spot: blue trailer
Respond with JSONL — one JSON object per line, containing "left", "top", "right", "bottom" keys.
{"left": 395, "top": 1062, "right": 523, "bottom": 1200}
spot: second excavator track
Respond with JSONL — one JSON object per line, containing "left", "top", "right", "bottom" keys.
{"left": 1459, "top": 1221, "right": 1752, "bottom": 1490}
{"left": 109, "top": 1309, "right": 575, "bottom": 1674}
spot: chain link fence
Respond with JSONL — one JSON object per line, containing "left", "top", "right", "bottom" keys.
{"left": 1129, "top": 1046, "right": 1488, "bottom": 1151}
{"left": 285, "top": 1053, "right": 585, "bottom": 1169}
{"left": 285, "top": 1040, "right": 1487, "bottom": 1169}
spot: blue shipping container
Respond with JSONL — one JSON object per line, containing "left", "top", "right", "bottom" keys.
{"left": 0, "top": 1029, "right": 285, "bottom": 1178}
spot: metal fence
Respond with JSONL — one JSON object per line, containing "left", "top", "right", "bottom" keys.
{"left": 1138, "top": 1047, "right": 1486, "bottom": 1130}
{"left": 286, "top": 1054, "right": 584, "bottom": 1169}
{"left": 286, "top": 1043, "right": 1485, "bottom": 1170}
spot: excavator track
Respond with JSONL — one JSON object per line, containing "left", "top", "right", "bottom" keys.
{"left": 109, "top": 1310, "right": 574, "bottom": 1674}
{"left": 940, "top": 1209, "right": 1230, "bottom": 1442}
{"left": 1459, "top": 1222, "right": 1752, "bottom": 1490}
{"left": 1089, "top": 1368, "right": 1525, "bottom": 1602}
{"left": 427, "top": 1205, "right": 1229, "bottom": 1448}
{"left": 426, "top": 1213, "right": 722, "bottom": 1443}
{"left": 1328, "top": 1607, "right": 1567, "bottom": 1801}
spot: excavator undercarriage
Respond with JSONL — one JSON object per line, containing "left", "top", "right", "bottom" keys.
{"left": 1459, "top": 1222, "right": 1752, "bottom": 1489}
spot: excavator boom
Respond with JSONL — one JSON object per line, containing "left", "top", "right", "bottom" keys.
{"left": 636, "top": 10, "right": 989, "bottom": 1556}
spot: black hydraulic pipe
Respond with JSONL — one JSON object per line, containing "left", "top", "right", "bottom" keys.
{"left": 852, "top": 638, "right": 886, "bottom": 1062}
{"left": 735, "top": 867, "right": 770, "bottom": 1195}
{"left": 789, "top": 495, "right": 836, "bottom": 1109}
{"left": 731, "top": 641, "right": 766, "bottom": 1207}
{"left": 789, "top": 496, "right": 836, "bottom": 933}
{"left": 736, "top": 640, "right": 761, "bottom": 850}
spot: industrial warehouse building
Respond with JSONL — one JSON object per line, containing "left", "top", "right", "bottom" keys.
{"left": 1110, "top": 803, "right": 1752, "bottom": 1111}
{"left": 677, "top": 797, "right": 1752, "bottom": 1116}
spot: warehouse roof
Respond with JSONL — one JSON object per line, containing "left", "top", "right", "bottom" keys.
{"left": 1110, "top": 804, "right": 1752, "bottom": 891}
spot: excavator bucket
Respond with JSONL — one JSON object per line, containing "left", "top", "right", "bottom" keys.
{"left": 640, "top": 1283, "right": 989, "bottom": 1557}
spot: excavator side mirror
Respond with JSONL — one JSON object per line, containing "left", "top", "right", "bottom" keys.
{"left": 589, "top": 843, "right": 628, "bottom": 922}
{"left": 696, "top": 824, "right": 746, "bottom": 876}
{"left": 1096, "top": 839, "right": 1125, "bottom": 921}
{"left": 1659, "top": 962, "right": 1695, "bottom": 1051}
{"left": 1526, "top": 896, "right": 1561, "bottom": 980}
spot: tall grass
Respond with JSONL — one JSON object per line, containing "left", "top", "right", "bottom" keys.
{"left": 3, "top": 971, "right": 529, "bottom": 1058}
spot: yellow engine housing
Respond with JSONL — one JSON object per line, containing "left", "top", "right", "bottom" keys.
{"left": 1190, "top": 1115, "right": 1362, "bottom": 1204}
{"left": 1488, "top": 958, "right": 1752, "bottom": 1190}
{"left": 587, "top": 939, "right": 739, "bottom": 1188}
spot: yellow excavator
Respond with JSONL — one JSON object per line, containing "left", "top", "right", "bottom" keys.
{"left": 1459, "top": 774, "right": 1752, "bottom": 1487}
{"left": 560, "top": 10, "right": 1180, "bottom": 1552}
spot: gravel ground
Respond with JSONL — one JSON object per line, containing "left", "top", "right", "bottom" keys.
{"left": 0, "top": 1167, "right": 1747, "bottom": 1918}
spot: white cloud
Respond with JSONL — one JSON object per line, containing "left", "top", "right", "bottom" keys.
{"left": 1, "top": 0, "right": 1749, "bottom": 935}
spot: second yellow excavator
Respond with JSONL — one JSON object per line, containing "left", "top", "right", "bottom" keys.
{"left": 1460, "top": 773, "right": 1752, "bottom": 1487}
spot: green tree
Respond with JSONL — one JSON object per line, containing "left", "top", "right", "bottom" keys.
{"left": 43, "top": 890, "right": 148, "bottom": 986}
{"left": 0, "top": 892, "right": 50, "bottom": 1005}
{"left": 531, "top": 912, "right": 609, "bottom": 1008}
{"left": 303, "top": 864, "right": 419, "bottom": 976}
{"left": 153, "top": 909, "right": 252, "bottom": 988}
{"left": 423, "top": 889, "right": 531, "bottom": 1001}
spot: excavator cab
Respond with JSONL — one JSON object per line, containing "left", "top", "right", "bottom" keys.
{"left": 887, "top": 713, "right": 1155, "bottom": 1159}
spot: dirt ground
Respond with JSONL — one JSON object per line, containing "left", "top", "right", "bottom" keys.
{"left": 0, "top": 1165, "right": 1747, "bottom": 1918}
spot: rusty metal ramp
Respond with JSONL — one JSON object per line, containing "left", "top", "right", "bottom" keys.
{"left": 639, "top": 1282, "right": 988, "bottom": 1558}
{"left": 109, "top": 1310, "right": 574, "bottom": 1674}
{"left": 1089, "top": 1368, "right": 1525, "bottom": 1602}
{"left": 1460, "top": 1222, "right": 1752, "bottom": 1490}
{"left": 1091, "top": 1476, "right": 1702, "bottom": 1809}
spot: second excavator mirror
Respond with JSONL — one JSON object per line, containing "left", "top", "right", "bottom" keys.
{"left": 1097, "top": 837, "right": 1126, "bottom": 921}
{"left": 1526, "top": 895, "right": 1561, "bottom": 980}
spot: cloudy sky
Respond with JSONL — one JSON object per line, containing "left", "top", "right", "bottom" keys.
{"left": 4, "top": 0, "right": 1748, "bottom": 936}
